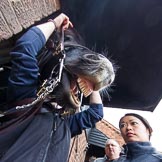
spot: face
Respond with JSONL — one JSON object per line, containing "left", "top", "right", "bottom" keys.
{"left": 119, "top": 116, "right": 150, "bottom": 143}
{"left": 105, "top": 139, "right": 121, "bottom": 160}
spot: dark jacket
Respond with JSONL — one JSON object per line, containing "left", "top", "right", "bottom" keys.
{"left": 0, "top": 27, "right": 103, "bottom": 162}
{"left": 94, "top": 155, "right": 120, "bottom": 162}
{"left": 116, "top": 142, "right": 162, "bottom": 162}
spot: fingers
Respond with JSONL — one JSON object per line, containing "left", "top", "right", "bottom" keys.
{"left": 54, "top": 13, "right": 73, "bottom": 30}
{"left": 60, "top": 13, "right": 73, "bottom": 30}
{"left": 62, "top": 20, "right": 73, "bottom": 30}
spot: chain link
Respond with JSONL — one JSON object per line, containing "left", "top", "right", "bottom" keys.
{"left": 16, "top": 78, "right": 59, "bottom": 109}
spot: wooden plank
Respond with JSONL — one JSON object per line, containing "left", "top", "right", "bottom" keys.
{"left": 30, "top": 0, "right": 42, "bottom": 21}
{"left": 0, "top": 0, "right": 61, "bottom": 41}
{"left": 11, "top": 0, "right": 31, "bottom": 28}
{"left": 21, "top": 0, "right": 37, "bottom": 24}
{"left": 44, "top": 0, "right": 54, "bottom": 15}
{"left": 54, "top": 0, "right": 61, "bottom": 10}
{"left": 0, "top": 10, "right": 13, "bottom": 40}
{"left": 50, "top": 0, "right": 57, "bottom": 12}
{"left": 37, "top": 0, "right": 48, "bottom": 17}
{"left": 0, "top": 0, "right": 22, "bottom": 34}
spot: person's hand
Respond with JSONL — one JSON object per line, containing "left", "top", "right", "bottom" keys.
{"left": 53, "top": 13, "right": 73, "bottom": 30}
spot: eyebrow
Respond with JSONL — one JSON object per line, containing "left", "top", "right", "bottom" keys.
{"left": 119, "top": 119, "right": 139, "bottom": 127}
{"left": 121, "top": 119, "right": 138, "bottom": 123}
{"left": 106, "top": 143, "right": 118, "bottom": 146}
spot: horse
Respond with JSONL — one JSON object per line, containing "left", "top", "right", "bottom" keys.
{"left": 0, "top": 26, "right": 115, "bottom": 162}
{"left": 36, "top": 27, "right": 115, "bottom": 111}
{"left": 61, "top": 0, "right": 162, "bottom": 112}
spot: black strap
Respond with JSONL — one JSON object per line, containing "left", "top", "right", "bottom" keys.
{"left": 0, "top": 100, "right": 43, "bottom": 128}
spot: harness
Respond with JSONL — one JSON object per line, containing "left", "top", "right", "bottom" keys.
{"left": 0, "top": 29, "right": 69, "bottom": 118}
{"left": 0, "top": 28, "right": 91, "bottom": 161}
{"left": 0, "top": 27, "right": 91, "bottom": 119}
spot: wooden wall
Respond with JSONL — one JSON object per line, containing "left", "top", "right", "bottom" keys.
{"left": 0, "top": 0, "right": 60, "bottom": 41}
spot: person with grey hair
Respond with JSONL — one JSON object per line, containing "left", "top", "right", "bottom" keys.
{"left": 94, "top": 139, "right": 122, "bottom": 162}
{"left": 116, "top": 113, "right": 162, "bottom": 162}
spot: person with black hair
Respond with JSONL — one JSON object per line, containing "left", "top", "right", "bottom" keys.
{"left": 116, "top": 113, "right": 162, "bottom": 162}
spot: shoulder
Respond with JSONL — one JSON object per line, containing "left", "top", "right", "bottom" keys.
{"left": 94, "top": 157, "right": 105, "bottom": 162}
{"left": 116, "top": 155, "right": 126, "bottom": 161}
{"left": 152, "top": 152, "right": 162, "bottom": 160}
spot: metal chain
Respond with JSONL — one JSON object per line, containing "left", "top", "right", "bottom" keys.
{"left": 16, "top": 77, "right": 59, "bottom": 109}
{"left": 16, "top": 29, "right": 65, "bottom": 110}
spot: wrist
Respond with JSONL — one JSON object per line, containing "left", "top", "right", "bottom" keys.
{"left": 48, "top": 19, "right": 57, "bottom": 30}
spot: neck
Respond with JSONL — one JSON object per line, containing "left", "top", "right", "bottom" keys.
{"left": 108, "top": 156, "right": 119, "bottom": 160}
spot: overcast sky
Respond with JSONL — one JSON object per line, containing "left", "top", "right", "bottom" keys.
{"left": 103, "top": 100, "right": 162, "bottom": 151}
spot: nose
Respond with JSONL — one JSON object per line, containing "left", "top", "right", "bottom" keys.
{"left": 126, "top": 124, "right": 133, "bottom": 130}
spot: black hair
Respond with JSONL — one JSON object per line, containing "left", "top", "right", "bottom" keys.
{"left": 119, "top": 113, "right": 153, "bottom": 139}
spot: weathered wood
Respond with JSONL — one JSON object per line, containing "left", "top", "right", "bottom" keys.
{"left": 47, "top": 0, "right": 61, "bottom": 14}
{"left": 38, "top": 0, "right": 48, "bottom": 17}
{"left": 45, "top": 0, "right": 55, "bottom": 15}
{"left": 30, "top": 0, "right": 42, "bottom": 21}
{"left": 11, "top": 0, "right": 31, "bottom": 28}
{"left": 54, "top": 0, "right": 61, "bottom": 10}
{"left": 0, "top": 0, "right": 22, "bottom": 35}
{"left": 0, "top": 0, "right": 60, "bottom": 41}
{"left": 0, "top": 10, "right": 13, "bottom": 40}
{"left": 21, "top": 0, "right": 37, "bottom": 24}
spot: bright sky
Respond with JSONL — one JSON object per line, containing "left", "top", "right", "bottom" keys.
{"left": 103, "top": 99, "right": 162, "bottom": 151}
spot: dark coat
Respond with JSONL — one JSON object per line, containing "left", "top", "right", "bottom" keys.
{"left": 117, "top": 142, "right": 162, "bottom": 162}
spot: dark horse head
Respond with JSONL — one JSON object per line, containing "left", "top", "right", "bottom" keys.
{"left": 37, "top": 28, "right": 115, "bottom": 110}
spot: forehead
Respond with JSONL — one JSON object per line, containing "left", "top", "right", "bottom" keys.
{"left": 120, "top": 115, "right": 142, "bottom": 123}
{"left": 106, "top": 140, "right": 118, "bottom": 146}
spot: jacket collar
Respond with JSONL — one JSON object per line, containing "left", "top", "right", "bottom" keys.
{"left": 123, "top": 142, "right": 156, "bottom": 157}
